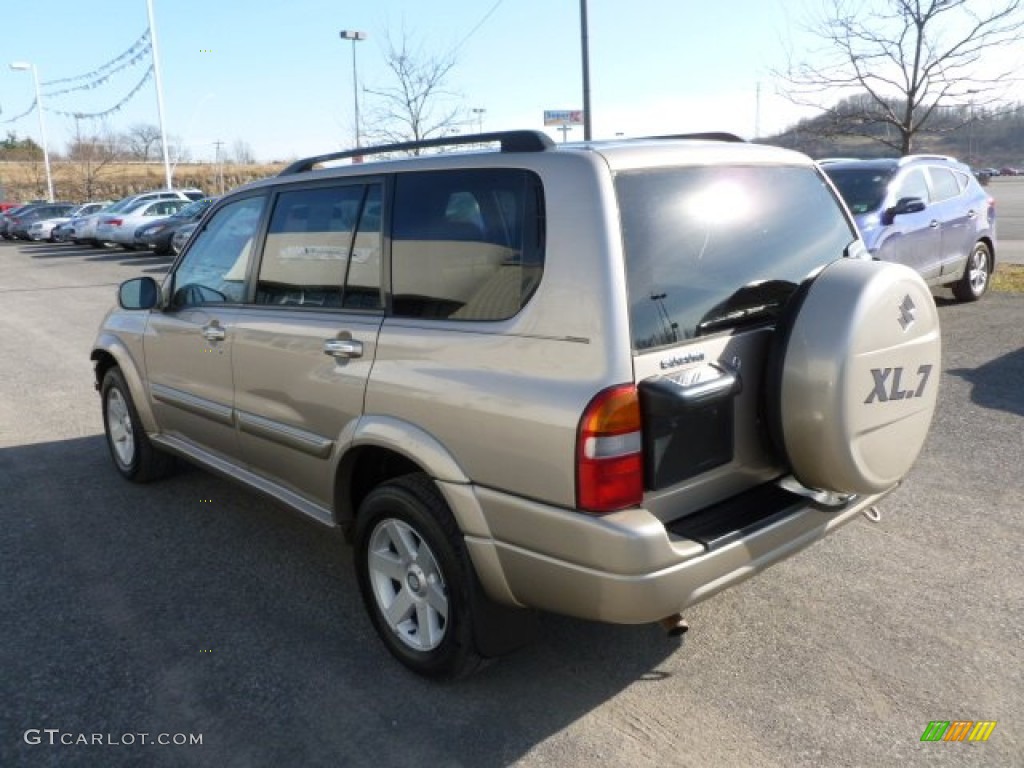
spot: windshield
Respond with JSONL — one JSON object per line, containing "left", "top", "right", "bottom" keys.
{"left": 616, "top": 164, "right": 857, "bottom": 350}
{"left": 823, "top": 167, "right": 893, "bottom": 214}
{"left": 173, "top": 199, "right": 213, "bottom": 218}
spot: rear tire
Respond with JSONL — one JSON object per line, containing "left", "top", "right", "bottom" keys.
{"left": 951, "top": 241, "right": 991, "bottom": 302}
{"left": 101, "top": 368, "right": 173, "bottom": 483}
{"left": 354, "top": 473, "right": 485, "bottom": 679}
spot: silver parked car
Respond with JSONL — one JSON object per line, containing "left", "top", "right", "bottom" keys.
{"left": 27, "top": 201, "right": 111, "bottom": 242}
{"left": 92, "top": 131, "right": 941, "bottom": 678}
{"left": 73, "top": 189, "right": 205, "bottom": 246}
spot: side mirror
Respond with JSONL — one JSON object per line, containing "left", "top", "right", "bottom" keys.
{"left": 882, "top": 196, "right": 926, "bottom": 225}
{"left": 118, "top": 276, "right": 159, "bottom": 310}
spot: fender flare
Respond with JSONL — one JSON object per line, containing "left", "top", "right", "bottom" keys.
{"left": 336, "top": 414, "right": 471, "bottom": 485}
{"left": 91, "top": 336, "right": 158, "bottom": 433}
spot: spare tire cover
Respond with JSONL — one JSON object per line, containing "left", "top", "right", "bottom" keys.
{"left": 769, "top": 258, "right": 941, "bottom": 494}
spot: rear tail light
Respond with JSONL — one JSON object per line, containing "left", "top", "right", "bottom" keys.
{"left": 576, "top": 384, "right": 644, "bottom": 513}
{"left": 987, "top": 196, "right": 996, "bottom": 222}
{"left": 109, "top": 218, "right": 123, "bottom": 227}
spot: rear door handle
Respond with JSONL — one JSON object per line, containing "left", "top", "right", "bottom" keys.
{"left": 323, "top": 338, "right": 363, "bottom": 359}
{"left": 202, "top": 323, "right": 226, "bottom": 341}
{"left": 929, "top": 220, "right": 940, "bottom": 229}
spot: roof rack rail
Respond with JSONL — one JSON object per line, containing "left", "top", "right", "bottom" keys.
{"left": 899, "top": 154, "right": 957, "bottom": 165}
{"left": 639, "top": 132, "right": 746, "bottom": 143}
{"left": 279, "top": 130, "right": 556, "bottom": 176}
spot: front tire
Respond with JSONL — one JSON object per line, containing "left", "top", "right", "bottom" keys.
{"left": 101, "top": 368, "right": 173, "bottom": 483}
{"left": 354, "top": 474, "right": 484, "bottom": 679}
{"left": 952, "top": 241, "right": 992, "bottom": 302}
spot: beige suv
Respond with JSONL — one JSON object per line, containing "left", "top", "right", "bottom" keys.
{"left": 92, "top": 131, "right": 941, "bottom": 678}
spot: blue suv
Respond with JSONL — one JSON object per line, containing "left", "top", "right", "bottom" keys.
{"left": 822, "top": 156, "right": 996, "bottom": 301}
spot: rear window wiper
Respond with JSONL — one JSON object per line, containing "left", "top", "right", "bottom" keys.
{"left": 697, "top": 303, "right": 777, "bottom": 334}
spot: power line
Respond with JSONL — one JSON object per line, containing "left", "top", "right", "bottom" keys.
{"left": 454, "top": 0, "right": 504, "bottom": 52}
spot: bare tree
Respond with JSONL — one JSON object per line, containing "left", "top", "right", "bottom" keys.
{"left": 362, "top": 32, "right": 465, "bottom": 152}
{"left": 776, "top": 0, "right": 1024, "bottom": 154}
{"left": 124, "top": 123, "right": 163, "bottom": 162}
{"left": 68, "top": 125, "right": 123, "bottom": 200}
{"left": 231, "top": 139, "right": 256, "bottom": 165}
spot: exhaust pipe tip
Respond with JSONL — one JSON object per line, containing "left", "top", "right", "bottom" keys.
{"left": 658, "top": 614, "right": 689, "bottom": 637}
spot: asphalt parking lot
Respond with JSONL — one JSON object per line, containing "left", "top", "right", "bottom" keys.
{"left": 0, "top": 223, "right": 1021, "bottom": 766}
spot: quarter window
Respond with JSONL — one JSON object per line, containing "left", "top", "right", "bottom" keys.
{"left": 390, "top": 169, "right": 545, "bottom": 321}
{"left": 171, "top": 196, "right": 266, "bottom": 307}
{"left": 256, "top": 184, "right": 383, "bottom": 309}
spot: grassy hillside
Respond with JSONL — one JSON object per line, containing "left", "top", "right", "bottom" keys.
{"left": 0, "top": 160, "right": 286, "bottom": 203}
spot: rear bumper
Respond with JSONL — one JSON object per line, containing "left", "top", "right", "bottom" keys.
{"left": 445, "top": 480, "right": 890, "bottom": 624}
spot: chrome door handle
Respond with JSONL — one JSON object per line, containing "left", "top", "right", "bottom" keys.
{"left": 929, "top": 220, "right": 940, "bottom": 228}
{"left": 323, "top": 339, "right": 363, "bottom": 359}
{"left": 202, "top": 324, "right": 226, "bottom": 341}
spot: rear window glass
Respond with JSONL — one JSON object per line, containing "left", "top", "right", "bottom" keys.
{"left": 617, "top": 165, "right": 857, "bottom": 351}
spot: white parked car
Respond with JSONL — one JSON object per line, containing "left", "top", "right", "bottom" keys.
{"left": 27, "top": 201, "right": 111, "bottom": 242}
{"left": 95, "top": 199, "right": 191, "bottom": 249}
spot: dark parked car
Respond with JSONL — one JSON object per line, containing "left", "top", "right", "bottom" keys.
{"left": 169, "top": 221, "right": 198, "bottom": 256}
{"left": 0, "top": 205, "right": 31, "bottom": 238}
{"left": 4, "top": 203, "right": 76, "bottom": 240}
{"left": 823, "top": 155, "right": 996, "bottom": 302}
{"left": 134, "top": 197, "right": 216, "bottom": 254}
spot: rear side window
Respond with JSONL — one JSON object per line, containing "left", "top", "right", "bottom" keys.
{"left": 256, "top": 184, "right": 383, "bottom": 310}
{"left": 390, "top": 169, "right": 545, "bottom": 321}
{"left": 617, "top": 165, "right": 857, "bottom": 350}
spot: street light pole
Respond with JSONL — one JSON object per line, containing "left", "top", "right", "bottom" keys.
{"left": 472, "top": 107, "right": 486, "bottom": 134}
{"left": 10, "top": 61, "right": 54, "bottom": 202}
{"left": 579, "top": 0, "right": 592, "bottom": 141}
{"left": 965, "top": 89, "right": 979, "bottom": 166}
{"left": 340, "top": 30, "right": 367, "bottom": 148}
{"left": 146, "top": 0, "right": 173, "bottom": 189}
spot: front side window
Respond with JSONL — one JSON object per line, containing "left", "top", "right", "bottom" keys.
{"left": 171, "top": 196, "right": 266, "bottom": 307}
{"left": 390, "top": 169, "right": 545, "bottom": 321}
{"left": 255, "top": 183, "right": 382, "bottom": 309}
{"left": 894, "top": 169, "right": 930, "bottom": 203}
{"left": 617, "top": 165, "right": 858, "bottom": 350}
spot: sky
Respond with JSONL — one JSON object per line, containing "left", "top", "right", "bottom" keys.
{"left": 0, "top": 0, "right": 1018, "bottom": 164}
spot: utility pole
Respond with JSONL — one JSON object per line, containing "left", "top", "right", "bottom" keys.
{"left": 213, "top": 140, "right": 224, "bottom": 195}
{"left": 754, "top": 81, "right": 761, "bottom": 140}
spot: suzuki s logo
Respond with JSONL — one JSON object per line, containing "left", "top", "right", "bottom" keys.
{"left": 865, "top": 364, "right": 933, "bottom": 404}
{"left": 898, "top": 295, "right": 916, "bottom": 332}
